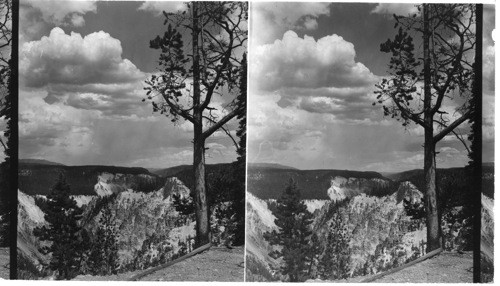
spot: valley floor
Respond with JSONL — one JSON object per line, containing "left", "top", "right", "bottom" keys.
{"left": 0, "top": 248, "right": 9, "bottom": 279}
{"left": 74, "top": 246, "right": 244, "bottom": 281}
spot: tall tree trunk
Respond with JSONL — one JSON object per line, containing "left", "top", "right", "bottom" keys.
{"left": 192, "top": 2, "right": 210, "bottom": 247}
{"left": 193, "top": 130, "right": 209, "bottom": 246}
{"left": 423, "top": 4, "right": 441, "bottom": 252}
{"left": 424, "top": 137, "right": 440, "bottom": 251}
{"left": 472, "top": 4, "right": 482, "bottom": 282}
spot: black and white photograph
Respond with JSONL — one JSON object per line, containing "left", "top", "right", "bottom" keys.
{"left": 246, "top": 2, "right": 494, "bottom": 282}
{"left": 0, "top": 0, "right": 493, "bottom": 283}
{"left": 17, "top": 0, "right": 246, "bottom": 281}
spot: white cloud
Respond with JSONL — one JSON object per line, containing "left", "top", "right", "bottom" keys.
{"left": 23, "top": 0, "right": 96, "bottom": 27}
{"left": 253, "top": 31, "right": 377, "bottom": 91}
{"left": 302, "top": 16, "right": 318, "bottom": 30}
{"left": 438, "top": 146, "right": 460, "bottom": 154}
{"left": 257, "top": 2, "right": 329, "bottom": 28}
{"left": 371, "top": 3, "right": 419, "bottom": 16}
{"left": 171, "top": 149, "right": 193, "bottom": 162}
{"left": 137, "top": 1, "right": 187, "bottom": 16}
{"left": 21, "top": 27, "right": 143, "bottom": 87}
{"left": 251, "top": 2, "right": 330, "bottom": 47}
{"left": 19, "top": 91, "right": 97, "bottom": 159}
{"left": 19, "top": 28, "right": 153, "bottom": 119}
{"left": 251, "top": 31, "right": 379, "bottom": 121}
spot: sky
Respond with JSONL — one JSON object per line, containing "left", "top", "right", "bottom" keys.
{"left": 248, "top": 2, "right": 495, "bottom": 172}
{"left": 19, "top": 0, "right": 242, "bottom": 168}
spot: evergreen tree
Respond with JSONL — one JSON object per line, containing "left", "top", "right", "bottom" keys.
{"left": 263, "top": 179, "right": 314, "bottom": 282}
{"left": 232, "top": 52, "right": 247, "bottom": 246}
{"left": 33, "top": 173, "right": 86, "bottom": 279}
{"left": 308, "top": 233, "right": 321, "bottom": 278}
{"left": 144, "top": 2, "right": 247, "bottom": 247}
{"left": 375, "top": 4, "right": 476, "bottom": 251}
{"left": 88, "top": 205, "right": 119, "bottom": 275}
{"left": 318, "top": 212, "right": 351, "bottom": 280}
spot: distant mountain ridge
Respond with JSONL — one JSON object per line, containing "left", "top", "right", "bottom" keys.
{"left": 386, "top": 162, "right": 494, "bottom": 182}
{"left": 149, "top": 162, "right": 242, "bottom": 178}
{"left": 248, "top": 162, "right": 298, "bottom": 170}
{"left": 19, "top": 159, "right": 66, "bottom": 166}
{"left": 19, "top": 162, "right": 163, "bottom": 196}
{"left": 149, "top": 165, "right": 192, "bottom": 178}
{"left": 18, "top": 160, "right": 239, "bottom": 197}
{"left": 247, "top": 166, "right": 390, "bottom": 200}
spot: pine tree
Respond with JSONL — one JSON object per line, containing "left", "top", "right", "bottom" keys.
{"left": 33, "top": 173, "right": 86, "bottom": 279}
{"left": 144, "top": 2, "right": 247, "bottom": 247}
{"left": 88, "top": 205, "right": 119, "bottom": 275}
{"left": 232, "top": 52, "right": 247, "bottom": 246}
{"left": 318, "top": 212, "right": 351, "bottom": 280}
{"left": 375, "top": 4, "right": 476, "bottom": 252}
{"left": 263, "top": 178, "right": 314, "bottom": 282}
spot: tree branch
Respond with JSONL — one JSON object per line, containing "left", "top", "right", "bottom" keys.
{"left": 434, "top": 120, "right": 471, "bottom": 154}
{"left": 392, "top": 96, "right": 427, "bottom": 128}
{"left": 203, "top": 115, "right": 239, "bottom": 150}
{"left": 202, "top": 107, "right": 241, "bottom": 139}
{"left": 433, "top": 109, "right": 472, "bottom": 143}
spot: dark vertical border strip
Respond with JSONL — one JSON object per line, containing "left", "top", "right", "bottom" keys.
{"left": 473, "top": 3, "right": 483, "bottom": 283}
{"left": 9, "top": 0, "right": 18, "bottom": 280}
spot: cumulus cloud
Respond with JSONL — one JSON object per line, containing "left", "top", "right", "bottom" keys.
{"left": 253, "top": 31, "right": 377, "bottom": 91}
{"left": 19, "top": 92, "right": 97, "bottom": 160}
{"left": 251, "top": 2, "right": 330, "bottom": 47}
{"left": 137, "top": 1, "right": 187, "bottom": 16}
{"left": 21, "top": 27, "right": 143, "bottom": 87}
{"left": 299, "top": 16, "right": 319, "bottom": 30}
{"left": 19, "top": 89, "right": 210, "bottom": 167}
{"left": 371, "top": 3, "right": 419, "bottom": 16}
{"left": 19, "top": 27, "right": 150, "bottom": 118}
{"left": 255, "top": 2, "right": 329, "bottom": 28}
{"left": 23, "top": 0, "right": 96, "bottom": 27}
{"left": 252, "top": 31, "right": 379, "bottom": 121}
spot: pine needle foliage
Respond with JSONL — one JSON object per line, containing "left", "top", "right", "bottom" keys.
{"left": 263, "top": 178, "right": 314, "bottom": 282}
{"left": 33, "top": 173, "right": 87, "bottom": 280}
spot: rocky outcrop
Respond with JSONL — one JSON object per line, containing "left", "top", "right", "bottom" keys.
{"left": 481, "top": 193, "right": 494, "bottom": 264}
{"left": 247, "top": 179, "right": 426, "bottom": 280}
{"left": 18, "top": 175, "right": 195, "bottom": 276}
{"left": 304, "top": 200, "right": 329, "bottom": 214}
{"left": 83, "top": 177, "right": 194, "bottom": 267}
{"left": 245, "top": 192, "right": 279, "bottom": 280}
{"left": 93, "top": 172, "right": 159, "bottom": 197}
{"left": 17, "top": 191, "right": 49, "bottom": 271}
{"left": 327, "top": 176, "right": 393, "bottom": 202}
{"left": 392, "top": 181, "right": 423, "bottom": 205}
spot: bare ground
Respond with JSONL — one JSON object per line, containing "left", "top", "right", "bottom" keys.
{"left": 74, "top": 246, "right": 244, "bottom": 281}
{"left": 0, "top": 247, "right": 9, "bottom": 279}
{"left": 369, "top": 252, "right": 473, "bottom": 283}
{"left": 313, "top": 252, "right": 473, "bottom": 283}
{"left": 140, "top": 246, "right": 244, "bottom": 281}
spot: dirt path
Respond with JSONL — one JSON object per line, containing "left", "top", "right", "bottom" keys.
{"left": 140, "top": 246, "right": 244, "bottom": 281}
{"left": 0, "top": 248, "right": 9, "bottom": 279}
{"left": 315, "top": 252, "right": 473, "bottom": 283}
{"left": 74, "top": 246, "right": 244, "bottom": 281}
{"left": 371, "top": 252, "right": 473, "bottom": 283}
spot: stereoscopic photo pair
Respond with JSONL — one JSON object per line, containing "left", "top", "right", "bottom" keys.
{"left": 0, "top": 0, "right": 495, "bottom": 283}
